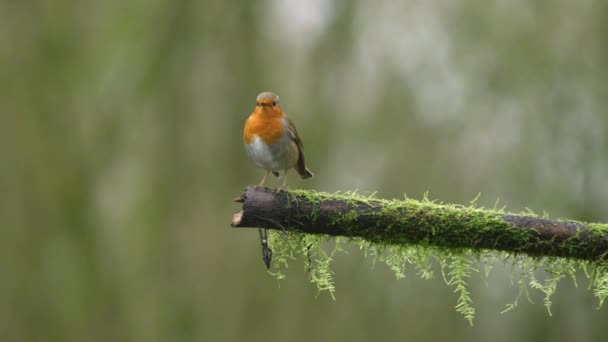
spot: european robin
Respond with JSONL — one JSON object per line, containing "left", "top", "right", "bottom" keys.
{"left": 243, "top": 92, "right": 314, "bottom": 189}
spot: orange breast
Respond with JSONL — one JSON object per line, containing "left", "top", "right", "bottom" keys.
{"left": 243, "top": 110, "right": 285, "bottom": 145}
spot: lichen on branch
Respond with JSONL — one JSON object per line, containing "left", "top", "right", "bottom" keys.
{"left": 231, "top": 186, "right": 608, "bottom": 323}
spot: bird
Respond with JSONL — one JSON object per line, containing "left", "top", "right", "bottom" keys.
{"left": 243, "top": 91, "right": 313, "bottom": 190}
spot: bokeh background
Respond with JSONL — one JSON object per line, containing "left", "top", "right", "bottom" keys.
{"left": 2, "top": 0, "right": 608, "bottom": 341}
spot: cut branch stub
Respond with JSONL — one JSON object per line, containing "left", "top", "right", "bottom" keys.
{"left": 231, "top": 186, "right": 608, "bottom": 261}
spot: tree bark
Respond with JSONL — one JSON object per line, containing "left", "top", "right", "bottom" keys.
{"left": 231, "top": 186, "right": 608, "bottom": 261}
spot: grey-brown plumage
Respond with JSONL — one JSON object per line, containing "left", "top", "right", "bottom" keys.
{"left": 286, "top": 117, "right": 313, "bottom": 179}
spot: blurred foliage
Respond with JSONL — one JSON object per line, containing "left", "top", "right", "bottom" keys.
{"left": 2, "top": 0, "right": 608, "bottom": 341}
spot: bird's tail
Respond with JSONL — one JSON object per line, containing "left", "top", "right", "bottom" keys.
{"left": 296, "top": 153, "right": 314, "bottom": 179}
{"left": 297, "top": 167, "right": 313, "bottom": 179}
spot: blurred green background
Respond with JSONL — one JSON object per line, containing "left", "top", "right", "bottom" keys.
{"left": 2, "top": 0, "right": 608, "bottom": 341}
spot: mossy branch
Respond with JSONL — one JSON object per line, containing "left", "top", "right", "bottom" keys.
{"left": 232, "top": 186, "right": 608, "bottom": 261}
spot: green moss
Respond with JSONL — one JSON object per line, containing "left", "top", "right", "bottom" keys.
{"left": 265, "top": 189, "right": 608, "bottom": 324}
{"left": 443, "top": 253, "right": 476, "bottom": 325}
{"left": 588, "top": 223, "right": 608, "bottom": 239}
{"left": 593, "top": 265, "right": 608, "bottom": 307}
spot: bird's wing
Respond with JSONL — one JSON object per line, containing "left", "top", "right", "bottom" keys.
{"left": 285, "top": 116, "right": 313, "bottom": 179}
{"left": 286, "top": 117, "right": 304, "bottom": 149}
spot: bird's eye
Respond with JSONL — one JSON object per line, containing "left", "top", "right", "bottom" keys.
{"left": 272, "top": 101, "right": 277, "bottom": 106}
{"left": 256, "top": 102, "right": 260, "bottom": 106}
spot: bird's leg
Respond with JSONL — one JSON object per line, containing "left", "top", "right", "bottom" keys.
{"left": 259, "top": 171, "right": 270, "bottom": 187}
{"left": 279, "top": 169, "right": 288, "bottom": 191}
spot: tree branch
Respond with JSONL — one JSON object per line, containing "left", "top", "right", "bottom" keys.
{"left": 231, "top": 186, "right": 608, "bottom": 261}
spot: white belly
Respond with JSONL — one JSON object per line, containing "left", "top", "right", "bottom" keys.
{"left": 246, "top": 134, "right": 296, "bottom": 172}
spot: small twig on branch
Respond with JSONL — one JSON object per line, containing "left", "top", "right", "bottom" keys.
{"left": 232, "top": 186, "right": 608, "bottom": 261}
